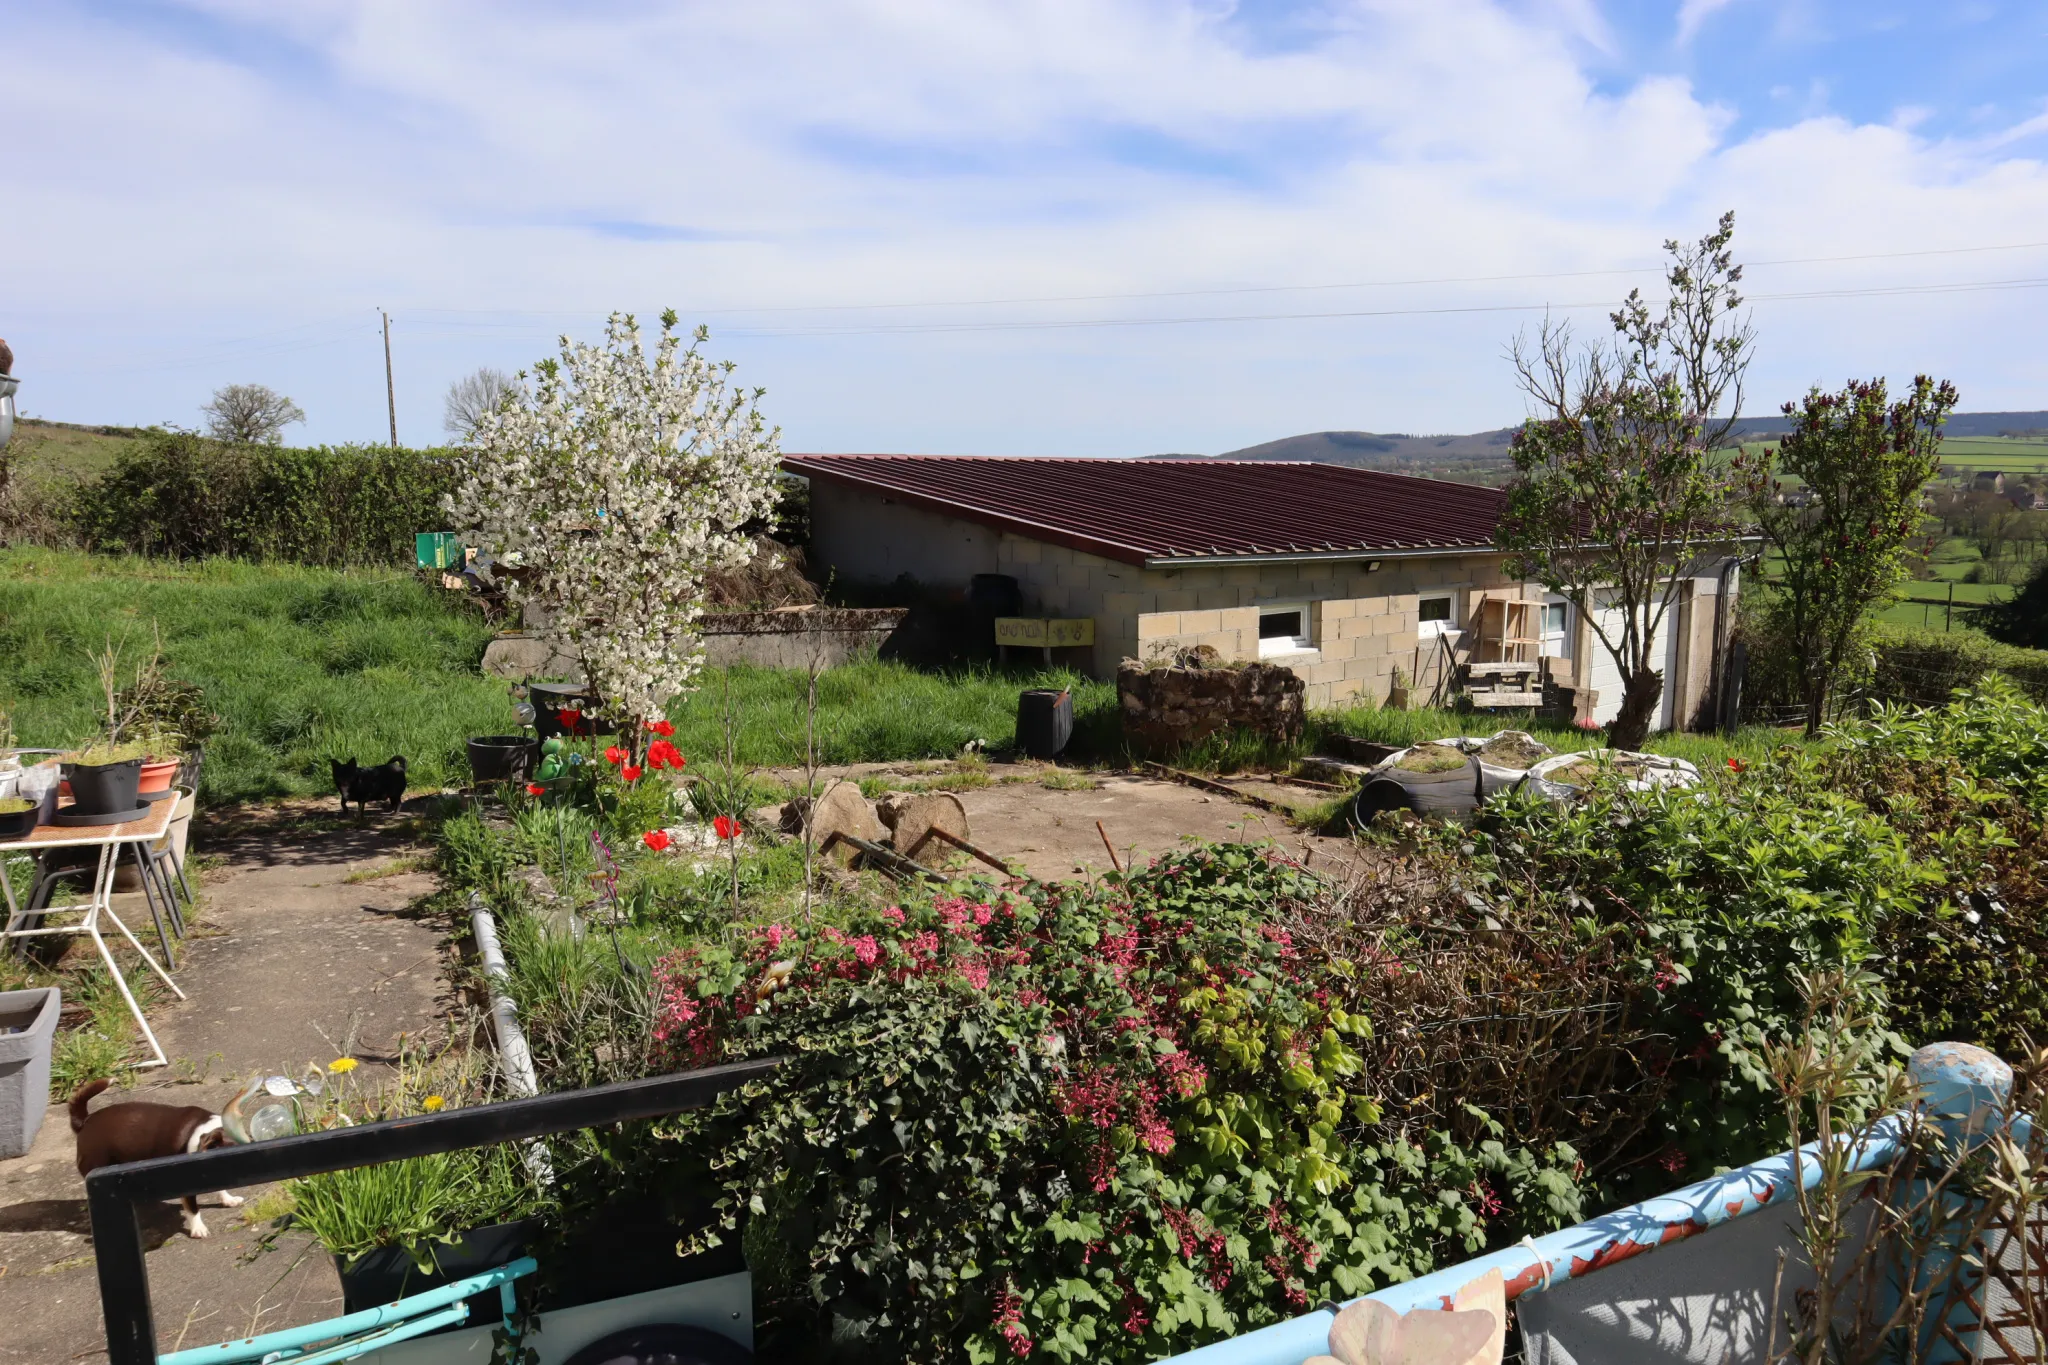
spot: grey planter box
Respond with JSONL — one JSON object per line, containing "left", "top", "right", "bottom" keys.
{"left": 0, "top": 987, "right": 61, "bottom": 1158}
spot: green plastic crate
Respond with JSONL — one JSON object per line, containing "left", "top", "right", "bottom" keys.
{"left": 415, "top": 532, "right": 464, "bottom": 571}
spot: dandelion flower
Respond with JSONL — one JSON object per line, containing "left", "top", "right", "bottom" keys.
{"left": 422, "top": 1095, "right": 446, "bottom": 1113}
{"left": 328, "top": 1057, "right": 359, "bottom": 1074}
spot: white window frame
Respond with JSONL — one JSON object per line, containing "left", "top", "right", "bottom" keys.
{"left": 1416, "top": 590, "right": 1460, "bottom": 639}
{"left": 1257, "top": 600, "right": 1315, "bottom": 657}
{"left": 1539, "top": 597, "right": 1572, "bottom": 658}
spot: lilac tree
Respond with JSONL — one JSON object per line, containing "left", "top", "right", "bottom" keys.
{"left": 1497, "top": 212, "right": 1755, "bottom": 749}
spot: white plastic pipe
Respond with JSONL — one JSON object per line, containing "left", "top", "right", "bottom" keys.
{"left": 469, "top": 893, "right": 552, "bottom": 1183}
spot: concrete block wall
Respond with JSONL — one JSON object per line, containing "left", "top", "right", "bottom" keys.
{"left": 997, "top": 534, "right": 1527, "bottom": 710}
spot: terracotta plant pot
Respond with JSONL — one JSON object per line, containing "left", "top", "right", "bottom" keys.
{"left": 138, "top": 758, "right": 180, "bottom": 795}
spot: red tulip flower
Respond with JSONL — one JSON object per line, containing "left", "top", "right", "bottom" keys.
{"left": 713, "top": 815, "right": 740, "bottom": 841}
{"left": 646, "top": 719, "right": 676, "bottom": 738}
{"left": 621, "top": 765, "right": 642, "bottom": 782}
{"left": 525, "top": 782, "right": 546, "bottom": 796}
{"left": 559, "top": 708, "right": 583, "bottom": 727}
{"left": 642, "top": 829, "right": 671, "bottom": 852}
{"left": 1726, "top": 758, "right": 1745, "bottom": 773}
{"left": 604, "top": 745, "right": 626, "bottom": 765}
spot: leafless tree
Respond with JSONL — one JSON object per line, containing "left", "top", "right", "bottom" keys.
{"left": 201, "top": 383, "right": 305, "bottom": 445}
{"left": 443, "top": 367, "right": 517, "bottom": 441}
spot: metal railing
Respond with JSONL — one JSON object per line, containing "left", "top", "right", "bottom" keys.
{"left": 88, "top": 1058, "right": 780, "bottom": 1365}
{"left": 1153, "top": 1041, "right": 2031, "bottom": 1365}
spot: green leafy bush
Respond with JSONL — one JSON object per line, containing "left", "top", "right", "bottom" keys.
{"left": 72, "top": 430, "right": 457, "bottom": 567}
{"left": 1868, "top": 624, "right": 2048, "bottom": 707}
{"left": 631, "top": 848, "right": 1591, "bottom": 1363}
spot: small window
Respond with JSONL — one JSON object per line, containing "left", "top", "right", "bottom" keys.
{"left": 1258, "top": 602, "right": 1313, "bottom": 656}
{"left": 1540, "top": 601, "right": 1570, "bottom": 657}
{"left": 1417, "top": 592, "right": 1459, "bottom": 638}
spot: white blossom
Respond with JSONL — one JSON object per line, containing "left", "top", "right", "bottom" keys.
{"left": 447, "top": 312, "right": 782, "bottom": 739}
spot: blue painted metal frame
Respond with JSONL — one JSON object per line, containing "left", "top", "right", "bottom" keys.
{"left": 1155, "top": 1123, "right": 1905, "bottom": 1365}
{"left": 1156, "top": 1039, "right": 2031, "bottom": 1365}
{"left": 157, "top": 1257, "right": 536, "bottom": 1365}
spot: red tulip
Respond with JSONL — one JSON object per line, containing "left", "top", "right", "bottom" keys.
{"left": 604, "top": 746, "right": 626, "bottom": 765}
{"left": 559, "top": 708, "right": 582, "bottom": 725}
{"left": 713, "top": 815, "right": 740, "bottom": 841}
{"left": 525, "top": 783, "right": 545, "bottom": 796}
{"left": 645, "top": 719, "right": 675, "bottom": 737}
{"left": 642, "top": 829, "right": 671, "bottom": 852}
{"left": 621, "top": 765, "right": 642, "bottom": 782}
{"left": 1726, "top": 758, "right": 1745, "bottom": 773}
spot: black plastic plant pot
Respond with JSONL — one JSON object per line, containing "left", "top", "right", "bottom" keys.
{"left": 466, "top": 736, "right": 539, "bottom": 786}
{"left": 335, "top": 1219, "right": 538, "bottom": 1337}
{"left": 0, "top": 805, "right": 34, "bottom": 838}
{"left": 61, "top": 758, "right": 142, "bottom": 816}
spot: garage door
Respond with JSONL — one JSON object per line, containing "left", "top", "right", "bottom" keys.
{"left": 1588, "top": 593, "right": 1680, "bottom": 731}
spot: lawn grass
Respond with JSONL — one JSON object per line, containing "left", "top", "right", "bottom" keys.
{"left": 0, "top": 549, "right": 517, "bottom": 802}
{"left": 661, "top": 661, "right": 1120, "bottom": 767}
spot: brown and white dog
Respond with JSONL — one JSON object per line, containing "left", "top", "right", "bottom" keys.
{"left": 71, "top": 1080, "right": 244, "bottom": 1238}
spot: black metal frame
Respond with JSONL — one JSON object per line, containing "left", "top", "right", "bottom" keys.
{"left": 88, "top": 1058, "right": 780, "bottom": 1365}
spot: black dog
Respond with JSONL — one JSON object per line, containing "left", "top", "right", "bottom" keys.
{"left": 331, "top": 755, "right": 407, "bottom": 814}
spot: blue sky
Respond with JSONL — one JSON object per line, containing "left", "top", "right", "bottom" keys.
{"left": 2, "top": 1, "right": 2044, "bottom": 453}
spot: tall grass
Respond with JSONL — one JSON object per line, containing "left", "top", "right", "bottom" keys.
{"left": 0, "top": 550, "right": 517, "bottom": 802}
{"left": 659, "top": 660, "right": 1119, "bottom": 766}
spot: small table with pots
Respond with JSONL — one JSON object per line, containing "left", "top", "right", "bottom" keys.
{"left": 0, "top": 798, "right": 187, "bottom": 1069}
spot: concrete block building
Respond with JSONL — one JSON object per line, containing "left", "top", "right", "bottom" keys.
{"left": 787, "top": 454, "right": 1738, "bottom": 731}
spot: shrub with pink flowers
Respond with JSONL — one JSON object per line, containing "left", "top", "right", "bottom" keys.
{"left": 626, "top": 845, "right": 1586, "bottom": 1362}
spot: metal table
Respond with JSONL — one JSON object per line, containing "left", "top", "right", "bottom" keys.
{"left": 0, "top": 798, "right": 187, "bottom": 1068}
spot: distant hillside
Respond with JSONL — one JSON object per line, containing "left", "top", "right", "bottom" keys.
{"left": 1173, "top": 411, "right": 2048, "bottom": 485}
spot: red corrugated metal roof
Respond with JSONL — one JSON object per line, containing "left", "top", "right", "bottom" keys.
{"left": 782, "top": 454, "right": 1508, "bottom": 566}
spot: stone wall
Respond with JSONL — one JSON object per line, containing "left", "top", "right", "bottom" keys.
{"left": 1117, "top": 656, "right": 1306, "bottom": 754}
{"left": 481, "top": 607, "right": 907, "bottom": 679}
{"left": 700, "top": 607, "right": 907, "bottom": 669}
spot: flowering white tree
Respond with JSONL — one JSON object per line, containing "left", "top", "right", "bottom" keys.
{"left": 448, "top": 312, "right": 782, "bottom": 747}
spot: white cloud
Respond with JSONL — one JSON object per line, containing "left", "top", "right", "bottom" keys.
{"left": 1676, "top": 0, "right": 1738, "bottom": 47}
{"left": 1, "top": 0, "right": 2043, "bottom": 451}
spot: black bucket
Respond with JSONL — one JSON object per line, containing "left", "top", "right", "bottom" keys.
{"left": 467, "top": 736, "right": 539, "bottom": 785}
{"left": 61, "top": 758, "right": 142, "bottom": 816}
{"left": 336, "top": 1219, "right": 537, "bottom": 1334}
{"left": 1016, "top": 689, "right": 1073, "bottom": 760}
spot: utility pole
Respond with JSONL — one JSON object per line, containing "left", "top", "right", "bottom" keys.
{"left": 380, "top": 308, "right": 398, "bottom": 449}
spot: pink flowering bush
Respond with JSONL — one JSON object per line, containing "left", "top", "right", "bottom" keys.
{"left": 630, "top": 845, "right": 1585, "bottom": 1363}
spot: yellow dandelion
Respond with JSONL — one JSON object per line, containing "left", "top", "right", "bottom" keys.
{"left": 328, "top": 1057, "right": 359, "bottom": 1075}
{"left": 421, "top": 1095, "right": 446, "bottom": 1113}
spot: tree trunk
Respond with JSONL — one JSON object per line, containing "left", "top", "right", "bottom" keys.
{"left": 1609, "top": 669, "right": 1665, "bottom": 751}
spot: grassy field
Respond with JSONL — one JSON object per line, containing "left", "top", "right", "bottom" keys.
{"left": 5, "top": 419, "right": 148, "bottom": 487}
{"left": 0, "top": 550, "right": 516, "bottom": 802}
{"left": 1931, "top": 436, "right": 2048, "bottom": 474}
{"left": 0, "top": 552, "right": 1802, "bottom": 806}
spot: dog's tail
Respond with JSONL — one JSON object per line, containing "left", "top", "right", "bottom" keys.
{"left": 389, "top": 755, "right": 408, "bottom": 773}
{"left": 69, "top": 1079, "right": 112, "bottom": 1132}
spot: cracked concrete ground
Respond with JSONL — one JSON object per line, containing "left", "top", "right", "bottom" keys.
{"left": 0, "top": 804, "right": 453, "bottom": 1363}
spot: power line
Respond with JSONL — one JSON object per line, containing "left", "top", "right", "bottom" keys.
{"left": 702, "top": 274, "right": 2048, "bottom": 339}
{"left": 403, "top": 237, "right": 2048, "bottom": 321}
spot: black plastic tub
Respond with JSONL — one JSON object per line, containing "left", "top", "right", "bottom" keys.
{"left": 1016, "top": 689, "right": 1073, "bottom": 760}
{"left": 335, "top": 1219, "right": 538, "bottom": 1334}
{"left": 61, "top": 758, "right": 142, "bottom": 817}
{"left": 466, "top": 736, "right": 539, "bottom": 785}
